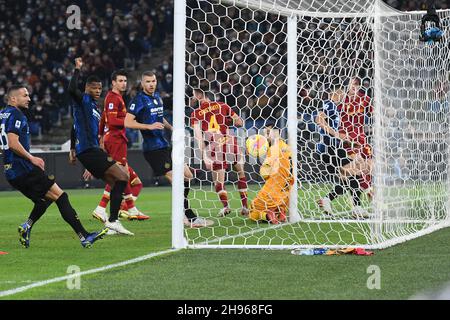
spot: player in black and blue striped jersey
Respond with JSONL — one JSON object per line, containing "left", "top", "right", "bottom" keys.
{"left": 0, "top": 85, "right": 107, "bottom": 248}
{"left": 125, "top": 71, "right": 213, "bottom": 228}
{"left": 313, "top": 96, "right": 341, "bottom": 155}
{"left": 313, "top": 86, "right": 370, "bottom": 218}
{"left": 68, "top": 57, "right": 133, "bottom": 236}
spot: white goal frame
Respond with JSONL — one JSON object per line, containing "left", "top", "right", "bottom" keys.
{"left": 172, "top": 0, "right": 450, "bottom": 250}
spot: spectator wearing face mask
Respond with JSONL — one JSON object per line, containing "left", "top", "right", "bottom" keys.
{"left": 159, "top": 73, "right": 173, "bottom": 96}
{"left": 1, "top": 0, "right": 171, "bottom": 140}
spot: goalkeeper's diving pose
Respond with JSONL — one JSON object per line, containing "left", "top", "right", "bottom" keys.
{"left": 248, "top": 122, "right": 293, "bottom": 224}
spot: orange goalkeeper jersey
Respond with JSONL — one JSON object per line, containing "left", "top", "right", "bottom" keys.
{"left": 250, "top": 139, "right": 294, "bottom": 218}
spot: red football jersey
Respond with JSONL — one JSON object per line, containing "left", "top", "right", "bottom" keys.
{"left": 190, "top": 101, "right": 236, "bottom": 135}
{"left": 102, "top": 90, "right": 128, "bottom": 142}
{"left": 338, "top": 91, "right": 372, "bottom": 147}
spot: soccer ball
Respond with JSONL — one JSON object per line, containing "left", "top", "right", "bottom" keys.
{"left": 246, "top": 134, "right": 269, "bottom": 157}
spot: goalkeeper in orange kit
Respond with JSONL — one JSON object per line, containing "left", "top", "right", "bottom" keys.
{"left": 249, "top": 123, "right": 293, "bottom": 224}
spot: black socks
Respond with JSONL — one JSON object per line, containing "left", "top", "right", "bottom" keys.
{"left": 184, "top": 181, "right": 197, "bottom": 221}
{"left": 109, "top": 180, "right": 127, "bottom": 222}
{"left": 55, "top": 192, "right": 88, "bottom": 240}
{"left": 27, "top": 199, "right": 52, "bottom": 227}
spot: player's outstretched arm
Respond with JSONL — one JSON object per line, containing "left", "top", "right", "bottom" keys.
{"left": 68, "top": 58, "right": 84, "bottom": 104}
{"left": 316, "top": 111, "right": 360, "bottom": 148}
{"left": 124, "top": 113, "right": 164, "bottom": 130}
{"left": 315, "top": 111, "right": 351, "bottom": 143}
{"left": 7, "top": 132, "right": 45, "bottom": 170}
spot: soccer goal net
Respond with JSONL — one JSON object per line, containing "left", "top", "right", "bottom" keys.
{"left": 172, "top": 0, "right": 450, "bottom": 249}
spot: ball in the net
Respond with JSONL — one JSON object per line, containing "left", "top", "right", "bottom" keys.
{"left": 246, "top": 134, "right": 269, "bottom": 157}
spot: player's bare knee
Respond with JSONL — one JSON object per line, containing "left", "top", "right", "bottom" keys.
{"left": 46, "top": 183, "right": 63, "bottom": 201}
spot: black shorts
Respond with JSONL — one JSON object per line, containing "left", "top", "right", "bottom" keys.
{"left": 77, "top": 148, "right": 116, "bottom": 179}
{"left": 144, "top": 148, "right": 172, "bottom": 176}
{"left": 8, "top": 167, "right": 55, "bottom": 203}
{"left": 320, "top": 147, "right": 353, "bottom": 174}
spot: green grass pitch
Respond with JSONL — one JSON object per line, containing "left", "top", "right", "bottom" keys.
{"left": 1, "top": 186, "right": 450, "bottom": 300}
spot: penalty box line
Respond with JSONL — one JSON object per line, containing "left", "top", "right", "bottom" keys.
{"left": 0, "top": 248, "right": 181, "bottom": 298}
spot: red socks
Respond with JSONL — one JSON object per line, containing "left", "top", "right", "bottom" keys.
{"left": 238, "top": 177, "right": 248, "bottom": 208}
{"left": 215, "top": 183, "right": 229, "bottom": 208}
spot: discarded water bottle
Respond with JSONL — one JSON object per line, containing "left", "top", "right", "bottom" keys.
{"left": 313, "top": 248, "right": 327, "bottom": 255}
{"left": 291, "top": 249, "right": 314, "bottom": 255}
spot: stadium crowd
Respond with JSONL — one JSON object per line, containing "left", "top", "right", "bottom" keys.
{"left": 386, "top": 0, "right": 449, "bottom": 11}
{"left": 0, "top": 0, "right": 447, "bottom": 140}
{"left": 0, "top": 0, "right": 173, "bottom": 137}
{"left": 185, "top": 0, "right": 447, "bottom": 130}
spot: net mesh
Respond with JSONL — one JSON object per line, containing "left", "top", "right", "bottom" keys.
{"left": 182, "top": 0, "right": 450, "bottom": 248}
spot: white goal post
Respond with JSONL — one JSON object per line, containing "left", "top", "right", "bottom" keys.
{"left": 172, "top": 0, "right": 450, "bottom": 249}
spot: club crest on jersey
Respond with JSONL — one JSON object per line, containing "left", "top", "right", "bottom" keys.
{"left": 153, "top": 99, "right": 158, "bottom": 105}
{"left": 15, "top": 120, "right": 21, "bottom": 129}
{"left": 108, "top": 103, "right": 114, "bottom": 110}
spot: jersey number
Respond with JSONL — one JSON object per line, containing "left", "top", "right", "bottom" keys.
{"left": 208, "top": 115, "right": 220, "bottom": 133}
{"left": 0, "top": 124, "right": 9, "bottom": 150}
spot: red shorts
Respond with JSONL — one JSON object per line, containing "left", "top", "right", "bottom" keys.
{"left": 206, "top": 135, "right": 243, "bottom": 171}
{"left": 104, "top": 139, "right": 127, "bottom": 165}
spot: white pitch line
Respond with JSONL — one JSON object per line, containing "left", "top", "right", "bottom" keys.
{"left": 0, "top": 248, "right": 181, "bottom": 298}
